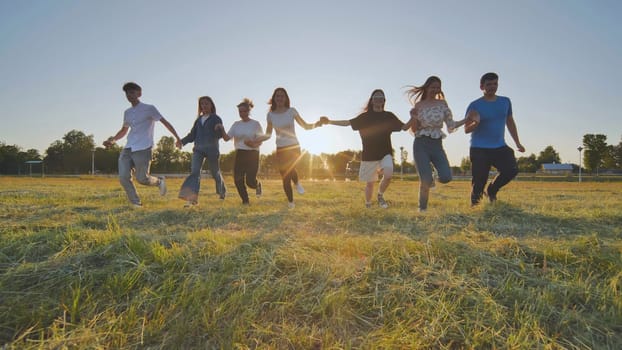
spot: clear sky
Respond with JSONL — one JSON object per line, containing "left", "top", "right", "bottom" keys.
{"left": 1, "top": 0, "right": 620, "bottom": 166}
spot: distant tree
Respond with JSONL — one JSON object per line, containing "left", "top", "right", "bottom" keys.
{"left": 152, "top": 136, "right": 182, "bottom": 173}
{"left": 325, "top": 150, "right": 360, "bottom": 177}
{"left": 517, "top": 154, "right": 538, "bottom": 173}
{"left": 582, "top": 134, "right": 608, "bottom": 174}
{"left": 612, "top": 139, "right": 622, "bottom": 169}
{"left": 0, "top": 142, "right": 22, "bottom": 174}
{"left": 62, "top": 130, "right": 96, "bottom": 174}
{"left": 260, "top": 152, "right": 278, "bottom": 178}
{"left": 44, "top": 140, "right": 65, "bottom": 173}
{"left": 94, "top": 145, "right": 121, "bottom": 174}
{"left": 602, "top": 145, "right": 617, "bottom": 169}
{"left": 42, "top": 130, "right": 95, "bottom": 174}
{"left": 23, "top": 149, "right": 42, "bottom": 161}
{"left": 299, "top": 150, "right": 312, "bottom": 178}
{"left": 460, "top": 157, "right": 471, "bottom": 174}
{"left": 220, "top": 150, "right": 236, "bottom": 173}
{"left": 536, "top": 145, "right": 561, "bottom": 166}
{"left": 179, "top": 151, "right": 192, "bottom": 173}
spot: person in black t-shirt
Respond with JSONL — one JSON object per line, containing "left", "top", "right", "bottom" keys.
{"left": 321, "top": 89, "right": 407, "bottom": 208}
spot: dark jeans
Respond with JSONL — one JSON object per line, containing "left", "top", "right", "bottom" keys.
{"left": 470, "top": 146, "right": 518, "bottom": 204}
{"left": 234, "top": 149, "right": 259, "bottom": 203}
{"left": 276, "top": 145, "right": 301, "bottom": 203}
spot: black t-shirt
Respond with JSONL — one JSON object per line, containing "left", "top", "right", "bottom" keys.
{"left": 350, "top": 111, "right": 404, "bottom": 161}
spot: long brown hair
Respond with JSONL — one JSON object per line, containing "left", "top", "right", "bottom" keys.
{"left": 405, "top": 76, "right": 445, "bottom": 105}
{"left": 364, "top": 89, "right": 386, "bottom": 112}
{"left": 197, "top": 96, "right": 216, "bottom": 117}
{"left": 268, "top": 87, "right": 291, "bottom": 111}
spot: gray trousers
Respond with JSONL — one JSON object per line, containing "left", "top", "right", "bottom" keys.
{"left": 413, "top": 137, "right": 452, "bottom": 210}
{"left": 119, "top": 148, "right": 159, "bottom": 205}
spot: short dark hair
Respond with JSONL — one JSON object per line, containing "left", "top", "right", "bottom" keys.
{"left": 122, "top": 82, "right": 141, "bottom": 92}
{"left": 480, "top": 72, "right": 498, "bottom": 85}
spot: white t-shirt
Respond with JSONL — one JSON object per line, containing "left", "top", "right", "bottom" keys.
{"left": 227, "top": 119, "right": 263, "bottom": 151}
{"left": 123, "top": 102, "right": 163, "bottom": 151}
{"left": 267, "top": 107, "right": 299, "bottom": 148}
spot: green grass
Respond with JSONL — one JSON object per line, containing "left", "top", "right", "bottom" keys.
{"left": 1, "top": 177, "right": 621, "bottom": 349}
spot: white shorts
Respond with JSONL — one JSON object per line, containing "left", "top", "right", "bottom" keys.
{"left": 359, "top": 154, "right": 393, "bottom": 182}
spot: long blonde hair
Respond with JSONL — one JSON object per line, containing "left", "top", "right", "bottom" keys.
{"left": 405, "top": 76, "right": 445, "bottom": 105}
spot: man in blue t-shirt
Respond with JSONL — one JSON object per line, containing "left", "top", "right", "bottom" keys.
{"left": 464, "top": 72, "right": 525, "bottom": 205}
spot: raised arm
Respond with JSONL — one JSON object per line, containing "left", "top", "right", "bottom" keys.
{"left": 506, "top": 115, "right": 525, "bottom": 152}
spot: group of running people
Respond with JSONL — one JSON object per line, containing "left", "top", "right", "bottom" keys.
{"left": 104, "top": 72, "right": 524, "bottom": 211}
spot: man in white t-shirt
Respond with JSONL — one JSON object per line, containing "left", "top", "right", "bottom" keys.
{"left": 103, "top": 82, "right": 182, "bottom": 207}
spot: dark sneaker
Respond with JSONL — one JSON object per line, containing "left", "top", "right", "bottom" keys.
{"left": 486, "top": 186, "right": 497, "bottom": 203}
{"left": 256, "top": 182, "right": 262, "bottom": 197}
{"left": 377, "top": 194, "right": 388, "bottom": 209}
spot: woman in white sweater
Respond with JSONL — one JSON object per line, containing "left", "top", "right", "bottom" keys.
{"left": 257, "top": 87, "right": 325, "bottom": 208}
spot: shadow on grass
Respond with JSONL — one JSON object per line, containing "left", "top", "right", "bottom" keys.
{"left": 469, "top": 202, "right": 622, "bottom": 239}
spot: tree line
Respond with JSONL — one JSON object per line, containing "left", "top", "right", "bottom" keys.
{"left": 458, "top": 134, "right": 622, "bottom": 174}
{"left": 0, "top": 130, "right": 368, "bottom": 178}
{"left": 1, "top": 130, "right": 621, "bottom": 175}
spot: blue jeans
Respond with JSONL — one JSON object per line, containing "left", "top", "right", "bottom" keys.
{"left": 118, "top": 148, "right": 159, "bottom": 205}
{"left": 179, "top": 149, "right": 226, "bottom": 202}
{"left": 413, "top": 137, "right": 452, "bottom": 210}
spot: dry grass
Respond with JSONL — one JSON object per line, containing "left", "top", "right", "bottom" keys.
{"left": 1, "top": 176, "right": 621, "bottom": 349}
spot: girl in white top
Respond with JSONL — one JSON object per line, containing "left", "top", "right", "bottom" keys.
{"left": 220, "top": 98, "right": 264, "bottom": 205}
{"left": 257, "top": 87, "right": 326, "bottom": 208}
{"left": 403, "top": 76, "right": 467, "bottom": 212}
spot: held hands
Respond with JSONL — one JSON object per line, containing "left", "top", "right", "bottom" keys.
{"left": 244, "top": 138, "right": 263, "bottom": 148}
{"left": 464, "top": 111, "right": 480, "bottom": 133}
{"left": 315, "top": 116, "right": 330, "bottom": 128}
{"left": 103, "top": 137, "right": 115, "bottom": 149}
{"left": 175, "top": 139, "right": 183, "bottom": 149}
{"left": 516, "top": 143, "right": 525, "bottom": 153}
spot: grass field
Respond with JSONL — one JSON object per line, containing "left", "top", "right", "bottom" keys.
{"left": 1, "top": 176, "right": 621, "bottom": 349}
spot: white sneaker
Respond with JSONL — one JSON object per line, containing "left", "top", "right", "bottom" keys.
{"left": 256, "top": 182, "right": 262, "bottom": 198}
{"left": 158, "top": 177, "right": 167, "bottom": 196}
{"left": 131, "top": 203, "right": 143, "bottom": 209}
{"left": 184, "top": 201, "right": 197, "bottom": 208}
{"left": 377, "top": 194, "right": 389, "bottom": 209}
{"left": 295, "top": 183, "right": 305, "bottom": 194}
{"left": 288, "top": 202, "right": 295, "bottom": 209}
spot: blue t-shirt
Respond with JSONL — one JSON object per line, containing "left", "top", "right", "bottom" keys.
{"left": 466, "top": 96, "right": 512, "bottom": 148}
